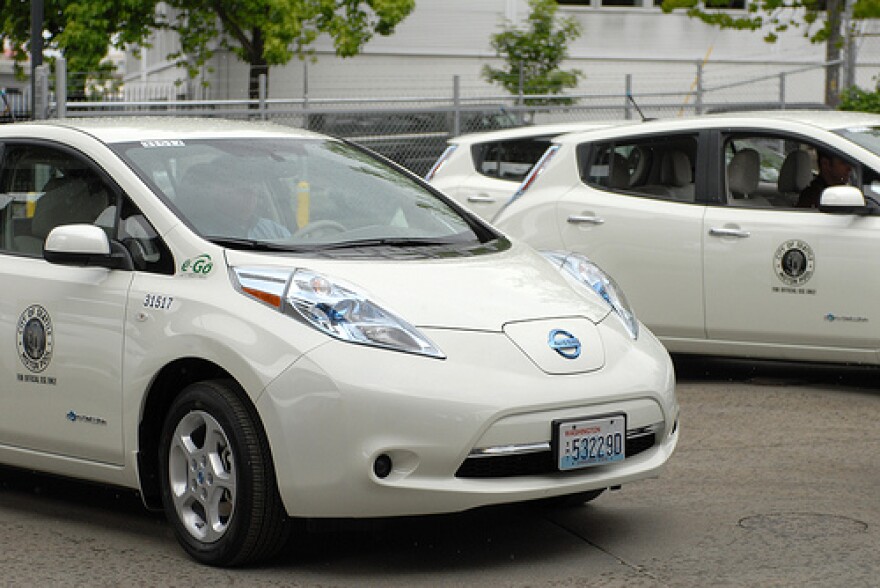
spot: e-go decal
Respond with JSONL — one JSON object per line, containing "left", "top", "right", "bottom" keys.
{"left": 773, "top": 240, "right": 815, "bottom": 288}
{"left": 17, "top": 304, "right": 54, "bottom": 373}
{"left": 180, "top": 253, "right": 213, "bottom": 276}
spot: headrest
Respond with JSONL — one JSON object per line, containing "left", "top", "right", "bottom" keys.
{"left": 727, "top": 148, "right": 760, "bottom": 196}
{"left": 32, "top": 178, "right": 98, "bottom": 239}
{"left": 608, "top": 153, "right": 630, "bottom": 189}
{"left": 777, "top": 150, "right": 813, "bottom": 193}
{"left": 662, "top": 151, "right": 692, "bottom": 187}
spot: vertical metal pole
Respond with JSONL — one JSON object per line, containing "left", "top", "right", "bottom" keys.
{"left": 259, "top": 73, "right": 267, "bottom": 120}
{"left": 55, "top": 57, "right": 66, "bottom": 118}
{"left": 452, "top": 75, "right": 461, "bottom": 137}
{"left": 30, "top": 0, "right": 44, "bottom": 118}
{"left": 694, "top": 61, "right": 703, "bottom": 115}
{"left": 625, "top": 74, "right": 632, "bottom": 120}
{"left": 34, "top": 65, "right": 49, "bottom": 120}
{"left": 779, "top": 72, "right": 786, "bottom": 109}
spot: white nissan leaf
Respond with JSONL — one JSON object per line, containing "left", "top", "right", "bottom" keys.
{"left": 0, "top": 118, "right": 678, "bottom": 566}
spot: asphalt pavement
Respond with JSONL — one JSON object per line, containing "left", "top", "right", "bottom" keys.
{"left": 1, "top": 356, "right": 878, "bottom": 587}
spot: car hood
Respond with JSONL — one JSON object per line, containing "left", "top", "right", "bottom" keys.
{"left": 224, "top": 241, "right": 611, "bottom": 332}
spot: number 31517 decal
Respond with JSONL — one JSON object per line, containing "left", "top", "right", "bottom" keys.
{"left": 143, "top": 294, "right": 174, "bottom": 310}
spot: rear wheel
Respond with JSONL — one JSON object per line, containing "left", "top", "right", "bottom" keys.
{"left": 158, "top": 380, "right": 288, "bottom": 566}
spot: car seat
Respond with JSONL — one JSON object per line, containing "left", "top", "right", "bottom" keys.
{"left": 14, "top": 176, "right": 108, "bottom": 254}
{"left": 777, "top": 149, "right": 813, "bottom": 206}
{"left": 660, "top": 150, "right": 694, "bottom": 202}
{"left": 727, "top": 148, "right": 770, "bottom": 206}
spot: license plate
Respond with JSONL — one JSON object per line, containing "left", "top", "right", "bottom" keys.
{"left": 554, "top": 414, "right": 626, "bottom": 471}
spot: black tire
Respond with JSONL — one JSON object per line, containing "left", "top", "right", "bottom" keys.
{"left": 158, "top": 379, "right": 289, "bottom": 566}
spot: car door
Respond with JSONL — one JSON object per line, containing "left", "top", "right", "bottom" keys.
{"left": 0, "top": 142, "right": 130, "bottom": 464}
{"left": 702, "top": 131, "right": 880, "bottom": 360}
{"left": 555, "top": 132, "right": 708, "bottom": 340}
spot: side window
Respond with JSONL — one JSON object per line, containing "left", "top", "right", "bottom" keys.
{"left": 472, "top": 138, "right": 552, "bottom": 182}
{"left": 0, "top": 143, "right": 174, "bottom": 274}
{"left": 0, "top": 144, "right": 111, "bottom": 255}
{"left": 582, "top": 135, "right": 698, "bottom": 203}
{"left": 722, "top": 134, "right": 858, "bottom": 210}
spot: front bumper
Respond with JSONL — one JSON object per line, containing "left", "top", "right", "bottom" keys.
{"left": 257, "top": 320, "right": 679, "bottom": 518}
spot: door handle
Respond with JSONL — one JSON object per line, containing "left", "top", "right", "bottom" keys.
{"left": 567, "top": 214, "right": 605, "bottom": 225}
{"left": 709, "top": 227, "right": 750, "bottom": 238}
{"left": 467, "top": 195, "right": 495, "bottom": 203}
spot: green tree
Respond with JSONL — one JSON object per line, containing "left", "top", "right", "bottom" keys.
{"left": 164, "top": 0, "right": 416, "bottom": 99}
{"left": 839, "top": 84, "right": 880, "bottom": 112}
{"left": 0, "top": 1, "right": 159, "bottom": 99}
{"left": 0, "top": 0, "right": 415, "bottom": 101}
{"left": 482, "top": 0, "right": 583, "bottom": 106}
{"left": 660, "top": 0, "right": 880, "bottom": 107}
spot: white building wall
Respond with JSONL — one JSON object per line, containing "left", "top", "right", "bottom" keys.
{"left": 122, "top": 0, "right": 880, "bottom": 109}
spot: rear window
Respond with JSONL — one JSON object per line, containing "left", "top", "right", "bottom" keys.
{"left": 471, "top": 138, "right": 554, "bottom": 182}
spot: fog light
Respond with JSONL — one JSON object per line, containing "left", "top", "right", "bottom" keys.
{"left": 373, "top": 454, "right": 393, "bottom": 479}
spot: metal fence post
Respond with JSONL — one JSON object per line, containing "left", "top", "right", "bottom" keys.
{"left": 33, "top": 65, "right": 49, "bottom": 120}
{"left": 625, "top": 74, "right": 632, "bottom": 120}
{"left": 779, "top": 72, "right": 786, "bottom": 109}
{"left": 694, "top": 61, "right": 703, "bottom": 115}
{"left": 259, "top": 73, "right": 267, "bottom": 120}
{"left": 452, "top": 75, "right": 461, "bottom": 137}
{"left": 55, "top": 56, "right": 66, "bottom": 118}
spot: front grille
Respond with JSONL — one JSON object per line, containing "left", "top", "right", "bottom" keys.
{"left": 455, "top": 427, "right": 657, "bottom": 479}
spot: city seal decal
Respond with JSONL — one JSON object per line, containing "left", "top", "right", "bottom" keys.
{"left": 773, "top": 239, "right": 815, "bottom": 287}
{"left": 17, "top": 304, "right": 54, "bottom": 373}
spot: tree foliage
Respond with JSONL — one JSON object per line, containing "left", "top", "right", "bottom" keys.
{"left": 660, "top": 0, "right": 880, "bottom": 106}
{"left": 482, "top": 0, "right": 583, "bottom": 106}
{"left": 0, "top": 0, "right": 415, "bottom": 100}
{"left": 0, "top": 1, "right": 159, "bottom": 98}
{"left": 839, "top": 85, "right": 880, "bottom": 112}
{"left": 164, "top": 0, "right": 416, "bottom": 98}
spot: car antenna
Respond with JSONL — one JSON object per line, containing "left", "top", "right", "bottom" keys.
{"left": 627, "top": 93, "right": 653, "bottom": 122}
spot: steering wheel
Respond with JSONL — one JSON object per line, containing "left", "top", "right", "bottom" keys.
{"left": 292, "top": 220, "right": 347, "bottom": 240}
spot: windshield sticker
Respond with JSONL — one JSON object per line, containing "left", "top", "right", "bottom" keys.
{"left": 16, "top": 304, "right": 56, "bottom": 376}
{"left": 180, "top": 254, "right": 213, "bottom": 277}
{"left": 141, "top": 140, "right": 185, "bottom": 148}
{"left": 772, "top": 239, "right": 816, "bottom": 295}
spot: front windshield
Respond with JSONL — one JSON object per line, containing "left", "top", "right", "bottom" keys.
{"left": 114, "top": 137, "right": 487, "bottom": 249}
{"left": 836, "top": 126, "right": 880, "bottom": 157}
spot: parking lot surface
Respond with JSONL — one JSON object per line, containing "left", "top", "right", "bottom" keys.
{"left": 1, "top": 356, "right": 878, "bottom": 587}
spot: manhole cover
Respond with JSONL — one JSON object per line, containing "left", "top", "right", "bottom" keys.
{"left": 739, "top": 513, "right": 867, "bottom": 539}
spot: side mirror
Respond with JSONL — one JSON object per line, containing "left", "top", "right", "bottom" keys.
{"left": 43, "top": 224, "right": 132, "bottom": 270}
{"left": 819, "top": 186, "right": 868, "bottom": 214}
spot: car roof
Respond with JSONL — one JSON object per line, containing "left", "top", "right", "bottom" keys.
{"left": 0, "top": 117, "right": 324, "bottom": 144}
{"left": 448, "top": 120, "right": 634, "bottom": 145}
{"left": 551, "top": 110, "right": 880, "bottom": 144}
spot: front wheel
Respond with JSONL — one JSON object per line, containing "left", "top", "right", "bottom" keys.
{"left": 158, "top": 380, "right": 288, "bottom": 566}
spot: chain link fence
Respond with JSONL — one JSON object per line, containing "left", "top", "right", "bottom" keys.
{"left": 22, "top": 58, "right": 842, "bottom": 176}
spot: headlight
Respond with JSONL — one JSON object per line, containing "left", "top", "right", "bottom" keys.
{"left": 232, "top": 267, "right": 445, "bottom": 358}
{"left": 542, "top": 251, "right": 639, "bottom": 340}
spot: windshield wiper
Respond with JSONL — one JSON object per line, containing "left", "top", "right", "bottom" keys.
{"left": 207, "top": 237, "right": 300, "bottom": 251}
{"left": 311, "top": 237, "right": 467, "bottom": 251}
